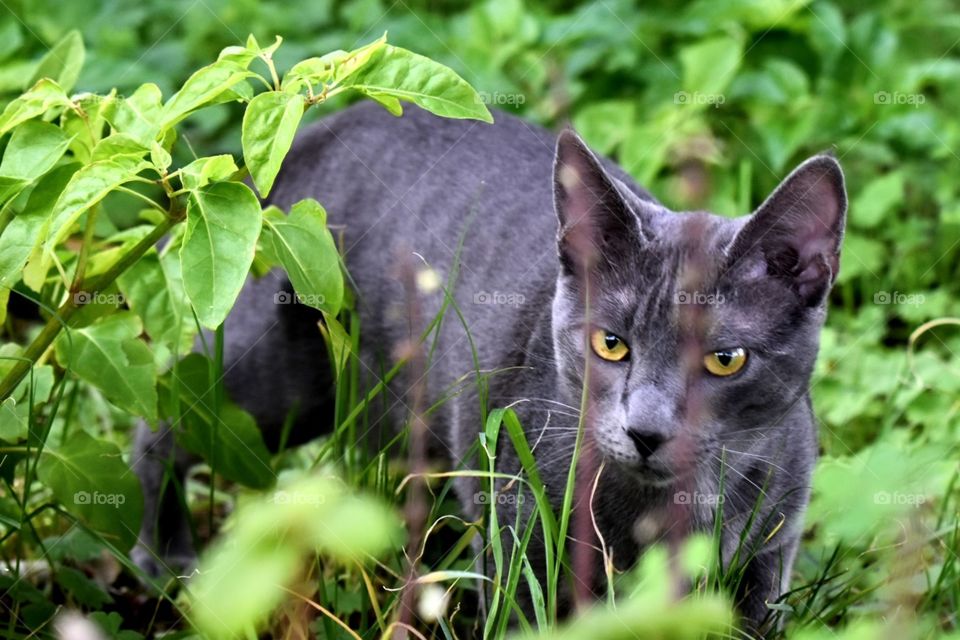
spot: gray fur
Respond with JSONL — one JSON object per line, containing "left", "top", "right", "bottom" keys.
{"left": 133, "top": 102, "right": 845, "bottom": 633}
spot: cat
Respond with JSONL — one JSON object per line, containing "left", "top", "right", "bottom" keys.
{"left": 132, "top": 101, "right": 846, "bottom": 634}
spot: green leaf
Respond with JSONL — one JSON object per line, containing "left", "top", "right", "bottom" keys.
{"left": 808, "top": 441, "right": 946, "bottom": 543}
{"left": 0, "top": 163, "right": 77, "bottom": 292}
{"left": 55, "top": 566, "right": 112, "bottom": 608}
{"left": 180, "top": 181, "right": 262, "bottom": 329}
{"left": 105, "top": 83, "right": 163, "bottom": 147}
{"left": 117, "top": 250, "right": 197, "bottom": 357}
{"left": 241, "top": 91, "right": 304, "bottom": 197}
{"left": 0, "top": 120, "right": 72, "bottom": 182}
{"left": 190, "top": 473, "right": 401, "bottom": 638}
{"left": 572, "top": 100, "right": 635, "bottom": 155}
{"left": 25, "top": 150, "right": 143, "bottom": 288}
{"left": 0, "top": 21, "right": 23, "bottom": 61}
{"left": 62, "top": 91, "right": 115, "bottom": 163}
{"left": 42, "top": 142, "right": 147, "bottom": 259}
{"left": 851, "top": 171, "right": 904, "bottom": 229}
{"left": 0, "top": 398, "right": 25, "bottom": 441}
{"left": 679, "top": 35, "right": 743, "bottom": 100}
{"left": 168, "top": 354, "right": 273, "bottom": 489}
{"left": 365, "top": 92, "right": 403, "bottom": 115}
{"left": 150, "top": 141, "right": 171, "bottom": 172}
{"left": 261, "top": 199, "right": 343, "bottom": 313}
{"left": 0, "top": 364, "right": 55, "bottom": 441}
{"left": 319, "top": 311, "right": 351, "bottom": 381}
{"left": 837, "top": 232, "right": 885, "bottom": 283}
{"left": 341, "top": 45, "right": 493, "bottom": 122}
{"left": 160, "top": 59, "right": 254, "bottom": 129}
{"left": 27, "top": 30, "right": 85, "bottom": 94}
{"left": 54, "top": 312, "right": 158, "bottom": 420}
{"left": 0, "top": 79, "right": 70, "bottom": 137}
{"left": 90, "top": 133, "right": 149, "bottom": 163}
{"left": 281, "top": 35, "right": 386, "bottom": 92}
{"left": 179, "top": 154, "right": 238, "bottom": 191}
{"left": 179, "top": 403, "right": 275, "bottom": 489}
{"left": 0, "top": 176, "right": 26, "bottom": 206}
{"left": 37, "top": 430, "right": 144, "bottom": 551}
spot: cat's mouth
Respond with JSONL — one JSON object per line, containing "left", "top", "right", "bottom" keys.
{"left": 610, "top": 457, "right": 677, "bottom": 487}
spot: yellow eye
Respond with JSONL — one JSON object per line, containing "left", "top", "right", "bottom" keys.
{"left": 703, "top": 348, "right": 747, "bottom": 376}
{"left": 591, "top": 329, "right": 630, "bottom": 362}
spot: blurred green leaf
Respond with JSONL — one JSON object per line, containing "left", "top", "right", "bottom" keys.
{"left": 679, "top": 35, "right": 743, "bottom": 99}
{"left": 190, "top": 473, "right": 401, "bottom": 638}
{"left": 55, "top": 566, "right": 112, "bottom": 607}
{"left": 27, "top": 30, "right": 84, "bottom": 94}
{"left": 808, "top": 440, "right": 947, "bottom": 543}
{"left": 851, "top": 171, "right": 904, "bottom": 229}
{"left": 573, "top": 100, "right": 635, "bottom": 155}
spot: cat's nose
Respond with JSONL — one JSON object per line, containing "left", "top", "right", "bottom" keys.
{"left": 626, "top": 428, "right": 668, "bottom": 459}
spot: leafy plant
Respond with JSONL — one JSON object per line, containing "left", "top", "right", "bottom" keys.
{"left": 0, "top": 27, "right": 489, "bottom": 638}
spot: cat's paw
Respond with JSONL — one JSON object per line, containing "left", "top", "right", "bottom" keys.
{"left": 131, "top": 543, "right": 198, "bottom": 585}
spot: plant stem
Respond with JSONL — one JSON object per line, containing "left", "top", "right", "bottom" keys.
{"left": 0, "top": 215, "right": 179, "bottom": 402}
{"left": 70, "top": 205, "right": 100, "bottom": 293}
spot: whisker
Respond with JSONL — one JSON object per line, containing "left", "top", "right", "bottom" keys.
{"left": 500, "top": 396, "right": 582, "bottom": 414}
{"left": 710, "top": 454, "right": 768, "bottom": 497}
{"left": 719, "top": 448, "right": 789, "bottom": 474}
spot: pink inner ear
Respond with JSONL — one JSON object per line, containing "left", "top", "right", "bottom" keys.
{"left": 727, "top": 155, "right": 846, "bottom": 304}
{"left": 792, "top": 168, "right": 844, "bottom": 268}
{"left": 556, "top": 145, "right": 604, "bottom": 268}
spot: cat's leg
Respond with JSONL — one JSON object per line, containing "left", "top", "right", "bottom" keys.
{"left": 734, "top": 534, "right": 800, "bottom": 638}
{"left": 131, "top": 420, "right": 197, "bottom": 579}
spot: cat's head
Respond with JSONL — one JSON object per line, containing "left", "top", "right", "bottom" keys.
{"left": 550, "top": 131, "right": 846, "bottom": 485}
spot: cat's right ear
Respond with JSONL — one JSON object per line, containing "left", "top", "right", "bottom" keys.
{"left": 726, "top": 154, "right": 847, "bottom": 306}
{"left": 553, "top": 130, "right": 643, "bottom": 275}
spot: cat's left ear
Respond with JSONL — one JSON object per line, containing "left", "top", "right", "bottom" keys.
{"left": 553, "top": 129, "right": 644, "bottom": 276}
{"left": 727, "top": 155, "right": 847, "bottom": 306}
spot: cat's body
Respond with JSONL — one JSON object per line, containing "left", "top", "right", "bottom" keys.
{"left": 134, "top": 102, "right": 845, "bottom": 634}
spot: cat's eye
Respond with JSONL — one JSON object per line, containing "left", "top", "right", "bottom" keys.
{"left": 591, "top": 329, "right": 630, "bottom": 362}
{"left": 703, "top": 348, "right": 747, "bottom": 376}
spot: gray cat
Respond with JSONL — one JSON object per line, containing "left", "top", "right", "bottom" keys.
{"left": 133, "top": 102, "right": 846, "bottom": 634}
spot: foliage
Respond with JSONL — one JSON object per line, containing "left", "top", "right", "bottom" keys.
{"left": 1, "top": 0, "right": 959, "bottom": 638}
